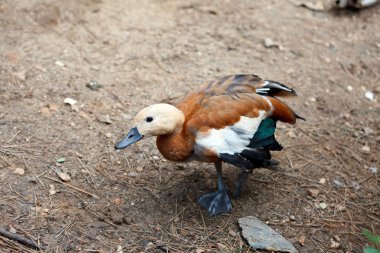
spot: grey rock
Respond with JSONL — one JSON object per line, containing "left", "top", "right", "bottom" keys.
{"left": 238, "top": 216, "right": 298, "bottom": 253}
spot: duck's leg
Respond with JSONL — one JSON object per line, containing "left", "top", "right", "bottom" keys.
{"left": 233, "top": 169, "right": 251, "bottom": 198}
{"left": 197, "top": 161, "right": 232, "bottom": 215}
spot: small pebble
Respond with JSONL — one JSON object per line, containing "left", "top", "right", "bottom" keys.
{"left": 369, "top": 166, "right": 378, "bottom": 174}
{"left": 55, "top": 60, "right": 65, "bottom": 67}
{"left": 333, "top": 235, "right": 340, "bottom": 242}
{"left": 333, "top": 179, "right": 344, "bottom": 187}
{"left": 346, "top": 85, "right": 353, "bottom": 92}
{"left": 8, "top": 225, "right": 16, "bottom": 234}
{"left": 289, "top": 215, "right": 296, "bottom": 221}
{"left": 351, "top": 181, "right": 360, "bottom": 191}
{"left": 128, "top": 172, "right": 139, "bottom": 177}
{"left": 364, "top": 91, "right": 374, "bottom": 101}
{"left": 363, "top": 127, "right": 373, "bottom": 135}
{"left": 97, "top": 115, "right": 112, "bottom": 124}
{"left": 86, "top": 80, "right": 102, "bottom": 91}
{"left": 116, "top": 245, "right": 123, "bottom": 253}
{"left": 14, "top": 70, "right": 27, "bottom": 81}
{"left": 13, "top": 167, "right": 25, "bottom": 175}
{"left": 337, "top": 204, "right": 346, "bottom": 212}
{"left": 319, "top": 178, "right": 326, "bottom": 184}
{"left": 123, "top": 216, "right": 133, "bottom": 224}
{"left": 145, "top": 242, "right": 155, "bottom": 251}
{"left": 361, "top": 145, "right": 371, "bottom": 154}
{"left": 64, "top": 98, "right": 77, "bottom": 105}
{"left": 319, "top": 202, "right": 327, "bottom": 210}
{"left": 330, "top": 238, "right": 340, "bottom": 249}
{"left": 105, "top": 132, "right": 112, "bottom": 138}
{"left": 49, "top": 184, "right": 57, "bottom": 195}
{"left": 263, "top": 38, "right": 275, "bottom": 48}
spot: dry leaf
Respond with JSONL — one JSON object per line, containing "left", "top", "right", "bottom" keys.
{"left": 112, "top": 198, "right": 124, "bottom": 206}
{"left": 56, "top": 170, "right": 71, "bottom": 182}
{"left": 40, "top": 107, "right": 51, "bottom": 117}
{"left": 299, "top": 235, "right": 306, "bottom": 246}
{"left": 229, "top": 229, "right": 237, "bottom": 237}
{"left": 294, "top": 0, "right": 324, "bottom": 11}
{"left": 307, "top": 188, "right": 320, "bottom": 198}
{"left": 48, "top": 103, "right": 59, "bottom": 111}
{"left": 217, "top": 243, "right": 227, "bottom": 250}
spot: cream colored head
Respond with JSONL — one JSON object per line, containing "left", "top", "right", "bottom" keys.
{"left": 133, "top": 103, "right": 185, "bottom": 137}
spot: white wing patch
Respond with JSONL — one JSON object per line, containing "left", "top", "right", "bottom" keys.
{"left": 195, "top": 111, "right": 267, "bottom": 156}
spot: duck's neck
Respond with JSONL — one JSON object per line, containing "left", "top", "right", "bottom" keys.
{"left": 156, "top": 131, "right": 194, "bottom": 162}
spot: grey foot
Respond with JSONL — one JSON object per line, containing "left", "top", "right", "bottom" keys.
{"left": 197, "top": 190, "right": 232, "bottom": 215}
{"left": 233, "top": 169, "right": 250, "bottom": 198}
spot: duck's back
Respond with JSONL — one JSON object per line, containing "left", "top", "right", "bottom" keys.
{"left": 175, "top": 74, "right": 303, "bottom": 167}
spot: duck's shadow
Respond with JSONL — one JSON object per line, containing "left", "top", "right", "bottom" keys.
{"left": 155, "top": 164, "right": 279, "bottom": 214}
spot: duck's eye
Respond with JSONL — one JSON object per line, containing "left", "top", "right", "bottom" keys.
{"left": 146, "top": 116, "right": 153, "bottom": 123}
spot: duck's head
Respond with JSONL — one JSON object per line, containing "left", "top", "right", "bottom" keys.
{"left": 114, "top": 103, "right": 185, "bottom": 150}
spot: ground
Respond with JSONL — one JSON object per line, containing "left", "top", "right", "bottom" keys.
{"left": 0, "top": 0, "right": 379, "bottom": 252}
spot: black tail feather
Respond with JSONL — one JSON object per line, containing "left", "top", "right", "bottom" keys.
{"left": 241, "top": 149, "right": 271, "bottom": 161}
{"left": 256, "top": 80, "right": 297, "bottom": 97}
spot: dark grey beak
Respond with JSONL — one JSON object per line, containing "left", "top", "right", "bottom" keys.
{"left": 114, "top": 127, "right": 143, "bottom": 149}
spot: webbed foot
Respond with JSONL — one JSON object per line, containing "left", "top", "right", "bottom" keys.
{"left": 197, "top": 190, "right": 232, "bottom": 215}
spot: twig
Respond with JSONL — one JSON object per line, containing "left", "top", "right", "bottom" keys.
{"left": 320, "top": 218, "right": 364, "bottom": 225}
{"left": 77, "top": 157, "right": 96, "bottom": 188}
{"left": 43, "top": 175, "right": 99, "bottom": 199}
{"left": 23, "top": 156, "right": 46, "bottom": 189}
{"left": 0, "top": 227, "right": 44, "bottom": 250}
{"left": 55, "top": 219, "right": 76, "bottom": 239}
{"left": 7, "top": 130, "right": 20, "bottom": 143}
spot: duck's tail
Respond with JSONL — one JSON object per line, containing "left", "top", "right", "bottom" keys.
{"left": 256, "top": 80, "right": 297, "bottom": 97}
{"left": 256, "top": 80, "right": 305, "bottom": 123}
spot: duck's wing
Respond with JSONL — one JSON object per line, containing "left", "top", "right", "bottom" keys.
{"left": 201, "top": 74, "right": 298, "bottom": 99}
{"left": 184, "top": 74, "right": 303, "bottom": 168}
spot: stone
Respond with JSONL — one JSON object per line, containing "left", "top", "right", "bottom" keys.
{"left": 238, "top": 216, "right": 298, "bottom": 253}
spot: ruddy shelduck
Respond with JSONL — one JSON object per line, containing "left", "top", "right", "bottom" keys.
{"left": 115, "top": 74, "right": 304, "bottom": 215}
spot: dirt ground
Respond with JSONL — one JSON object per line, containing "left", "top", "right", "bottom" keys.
{"left": 0, "top": 0, "right": 379, "bottom": 252}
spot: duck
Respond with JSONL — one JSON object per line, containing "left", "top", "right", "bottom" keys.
{"left": 115, "top": 74, "right": 304, "bottom": 215}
